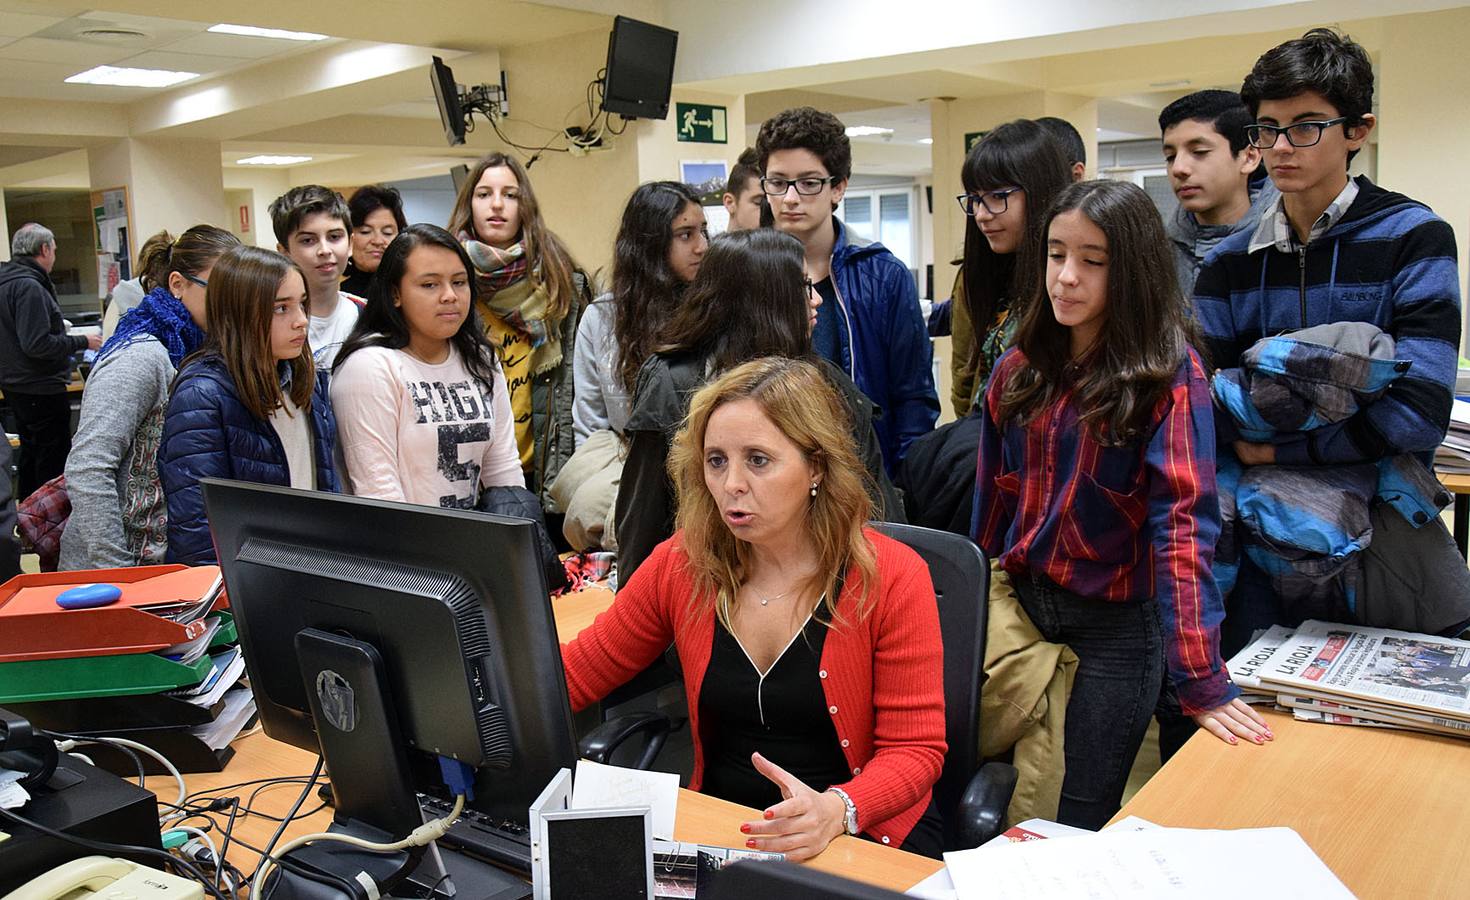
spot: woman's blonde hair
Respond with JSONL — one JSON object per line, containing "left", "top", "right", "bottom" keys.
{"left": 446, "top": 152, "right": 580, "bottom": 323}
{"left": 667, "top": 357, "right": 876, "bottom": 630}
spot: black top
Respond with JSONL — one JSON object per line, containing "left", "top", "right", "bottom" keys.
{"left": 340, "top": 262, "right": 375, "bottom": 300}
{"left": 698, "top": 609, "right": 852, "bottom": 811}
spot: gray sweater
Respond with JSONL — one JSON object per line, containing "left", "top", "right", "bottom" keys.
{"left": 59, "top": 337, "right": 174, "bottom": 569}
{"left": 571, "top": 295, "right": 631, "bottom": 446}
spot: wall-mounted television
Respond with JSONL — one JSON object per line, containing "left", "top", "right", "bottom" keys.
{"left": 431, "top": 55, "right": 466, "bottom": 146}
{"left": 601, "top": 16, "right": 678, "bottom": 121}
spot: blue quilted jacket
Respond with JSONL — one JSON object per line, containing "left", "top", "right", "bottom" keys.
{"left": 822, "top": 218, "right": 940, "bottom": 473}
{"left": 160, "top": 354, "right": 339, "bottom": 564}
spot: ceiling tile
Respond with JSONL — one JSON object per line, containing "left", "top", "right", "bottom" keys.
{"left": 117, "top": 48, "right": 250, "bottom": 75}
{"left": 163, "top": 30, "right": 308, "bottom": 59}
{"left": 0, "top": 35, "right": 133, "bottom": 65}
{"left": 0, "top": 11, "right": 64, "bottom": 40}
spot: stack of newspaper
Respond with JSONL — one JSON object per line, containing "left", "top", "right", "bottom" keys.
{"left": 1435, "top": 397, "right": 1470, "bottom": 475}
{"left": 1227, "top": 620, "right": 1470, "bottom": 738}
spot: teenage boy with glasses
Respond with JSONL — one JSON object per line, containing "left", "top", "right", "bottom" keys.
{"left": 756, "top": 107, "right": 938, "bottom": 473}
{"left": 1192, "top": 30, "right": 1463, "bottom": 656}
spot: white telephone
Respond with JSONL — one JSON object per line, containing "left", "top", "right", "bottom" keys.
{"left": 6, "top": 856, "right": 204, "bottom": 900}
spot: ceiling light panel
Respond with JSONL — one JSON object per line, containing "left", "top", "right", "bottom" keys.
{"left": 65, "top": 65, "right": 198, "bottom": 87}
{"left": 845, "top": 126, "right": 895, "bottom": 138}
{"left": 236, "top": 154, "right": 313, "bottom": 165}
{"left": 209, "top": 23, "right": 328, "bottom": 41}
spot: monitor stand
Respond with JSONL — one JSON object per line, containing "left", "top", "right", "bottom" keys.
{"left": 275, "top": 628, "right": 529, "bottom": 899}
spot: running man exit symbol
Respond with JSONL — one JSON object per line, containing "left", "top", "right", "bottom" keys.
{"left": 676, "top": 103, "right": 727, "bottom": 143}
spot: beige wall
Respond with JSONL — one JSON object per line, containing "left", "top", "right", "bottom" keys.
{"left": 1377, "top": 7, "right": 1470, "bottom": 345}
{"left": 222, "top": 168, "right": 291, "bottom": 250}
{"left": 634, "top": 88, "right": 747, "bottom": 186}
{"left": 496, "top": 28, "right": 642, "bottom": 285}
{"left": 87, "top": 138, "right": 228, "bottom": 245}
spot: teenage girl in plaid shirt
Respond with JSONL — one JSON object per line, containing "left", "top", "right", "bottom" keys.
{"left": 972, "top": 180, "right": 1272, "bottom": 829}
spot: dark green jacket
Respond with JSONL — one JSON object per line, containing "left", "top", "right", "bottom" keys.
{"left": 529, "top": 272, "right": 592, "bottom": 512}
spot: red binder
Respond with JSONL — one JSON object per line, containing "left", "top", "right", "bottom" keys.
{"left": 0, "top": 565, "right": 228, "bottom": 662}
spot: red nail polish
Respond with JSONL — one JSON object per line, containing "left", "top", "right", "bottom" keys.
{"left": 1229, "top": 736, "right": 1238, "bottom": 744}
{"left": 740, "top": 824, "right": 751, "bottom": 834}
{"left": 763, "top": 810, "right": 774, "bottom": 820}
{"left": 746, "top": 840, "right": 757, "bottom": 849}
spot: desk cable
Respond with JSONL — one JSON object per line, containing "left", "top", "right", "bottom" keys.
{"left": 249, "top": 793, "right": 465, "bottom": 899}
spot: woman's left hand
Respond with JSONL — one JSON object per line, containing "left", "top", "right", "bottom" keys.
{"left": 739, "top": 752, "right": 847, "bottom": 861}
{"left": 1192, "top": 698, "right": 1274, "bottom": 745}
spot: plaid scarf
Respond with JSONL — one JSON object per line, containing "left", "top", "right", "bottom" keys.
{"left": 460, "top": 235, "right": 562, "bottom": 376}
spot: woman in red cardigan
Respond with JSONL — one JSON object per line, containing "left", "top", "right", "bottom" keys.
{"left": 562, "top": 356, "right": 946, "bottom": 860}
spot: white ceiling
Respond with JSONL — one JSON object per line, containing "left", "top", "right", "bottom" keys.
{"left": 0, "top": 9, "right": 341, "bottom": 103}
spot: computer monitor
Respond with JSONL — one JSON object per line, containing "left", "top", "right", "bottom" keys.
{"left": 601, "top": 15, "right": 677, "bottom": 120}
{"left": 431, "top": 55, "right": 467, "bottom": 146}
{"left": 203, "top": 479, "right": 578, "bottom": 833}
{"left": 708, "top": 861, "right": 908, "bottom": 899}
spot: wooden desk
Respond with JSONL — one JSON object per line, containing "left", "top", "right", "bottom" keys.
{"left": 185, "top": 584, "right": 943, "bottom": 892}
{"left": 1113, "top": 709, "right": 1470, "bottom": 897}
{"left": 1437, "top": 471, "right": 1470, "bottom": 554}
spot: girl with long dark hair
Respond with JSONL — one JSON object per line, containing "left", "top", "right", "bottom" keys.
{"left": 573, "top": 181, "right": 706, "bottom": 444}
{"left": 332, "top": 224, "right": 521, "bottom": 507}
{"left": 161, "top": 246, "right": 339, "bottom": 565}
{"left": 446, "top": 152, "right": 591, "bottom": 510}
{"left": 615, "top": 229, "right": 901, "bottom": 582}
{"left": 952, "top": 119, "right": 1072, "bottom": 412}
{"left": 62, "top": 225, "right": 240, "bottom": 568}
{"left": 972, "top": 180, "right": 1269, "bottom": 830}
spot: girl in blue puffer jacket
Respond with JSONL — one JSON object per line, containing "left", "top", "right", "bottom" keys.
{"left": 160, "top": 245, "right": 340, "bottom": 564}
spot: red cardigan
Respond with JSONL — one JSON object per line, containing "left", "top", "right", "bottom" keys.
{"left": 561, "top": 529, "right": 946, "bottom": 848}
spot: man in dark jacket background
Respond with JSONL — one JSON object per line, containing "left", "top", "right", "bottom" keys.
{"left": 0, "top": 223, "right": 100, "bottom": 501}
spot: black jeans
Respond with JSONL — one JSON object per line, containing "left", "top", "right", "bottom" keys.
{"left": 6, "top": 389, "right": 71, "bottom": 502}
{"left": 1014, "top": 571, "right": 1163, "bottom": 831}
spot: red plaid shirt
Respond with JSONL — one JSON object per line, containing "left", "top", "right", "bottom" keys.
{"left": 973, "top": 348, "right": 1236, "bottom": 714}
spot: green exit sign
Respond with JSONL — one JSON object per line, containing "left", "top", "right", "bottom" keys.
{"left": 964, "top": 130, "right": 989, "bottom": 153}
{"left": 676, "top": 103, "right": 728, "bottom": 144}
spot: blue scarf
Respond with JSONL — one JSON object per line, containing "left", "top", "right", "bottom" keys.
{"left": 99, "top": 286, "right": 205, "bottom": 369}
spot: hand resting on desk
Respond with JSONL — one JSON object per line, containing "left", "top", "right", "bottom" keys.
{"left": 1192, "top": 697, "right": 1274, "bottom": 745}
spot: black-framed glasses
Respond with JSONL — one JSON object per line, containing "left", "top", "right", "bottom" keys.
{"left": 181, "top": 273, "right": 208, "bottom": 288}
{"left": 1244, "top": 117, "right": 1349, "bottom": 149}
{"left": 956, "top": 187, "right": 1022, "bottom": 216}
{"left": 761, "top": 176, "right": 838, "bottom": 196}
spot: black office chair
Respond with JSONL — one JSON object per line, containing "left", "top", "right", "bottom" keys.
{"left": 874, "top": 521, "right": 1017, "bottom": 850}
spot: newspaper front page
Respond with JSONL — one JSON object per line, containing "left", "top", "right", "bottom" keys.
{"left": 1257, "top": 620, "right": 1470, "bottom": 721}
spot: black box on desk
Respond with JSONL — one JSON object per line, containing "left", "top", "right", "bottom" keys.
{"left": 0, "top": 755, "right": 162, "bottom": 893}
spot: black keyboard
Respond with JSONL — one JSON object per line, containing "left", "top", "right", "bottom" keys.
{"left": 418, "top": 794, "right": 532, "bottom": 873}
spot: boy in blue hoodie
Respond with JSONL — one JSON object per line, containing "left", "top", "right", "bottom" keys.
{"left": 756, "top": 107, "right": 938, "bottom": 472}
{"left": 1160, "top": 90, "right": 1279, "bottom": 297}
{"left": 1194, "top": 29, "right": 1462, "bottom": 652}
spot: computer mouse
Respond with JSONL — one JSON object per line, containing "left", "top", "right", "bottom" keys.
{"left": 55, "top": 583, "right": 123, "bottom": 610}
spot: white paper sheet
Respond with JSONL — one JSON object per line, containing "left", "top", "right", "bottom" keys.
{"left": 945, "top": 826, "right": 1352, "bottom": 899}
{"left": 572, "top": 758, "right": 680, "bottom": 840}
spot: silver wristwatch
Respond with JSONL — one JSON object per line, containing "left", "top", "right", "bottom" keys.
{"left": 828, "top": 787, "right": 859, "bottom": 835}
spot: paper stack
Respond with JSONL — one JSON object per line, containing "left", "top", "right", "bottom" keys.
{"left": 1227, "top": 619, "right": 1470, "bottom": 738}
{"left": 1435, "top": 397, "right": 1470, "bottom": 475}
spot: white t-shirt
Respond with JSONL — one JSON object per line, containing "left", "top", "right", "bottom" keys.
{"left": 268, "top": 395, "right": 316, "bottom": 491}
{"left": 308, "top": 291, "right": 362, "bottom": 372}
{"left": 330, "top": 342, "right": 524, "bottom": 508}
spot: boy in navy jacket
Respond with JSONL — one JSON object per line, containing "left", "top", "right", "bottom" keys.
{"left": 756, "top": 107, "right": 939, "bottom": 472}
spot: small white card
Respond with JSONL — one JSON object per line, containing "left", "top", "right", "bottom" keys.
{"left": 572, "top": 759, "right": 679, "bottom": 840}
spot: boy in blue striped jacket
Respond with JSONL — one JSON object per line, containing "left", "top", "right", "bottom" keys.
{"left": 1193, "top": 28, "right": 1462, "bottom": 653}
